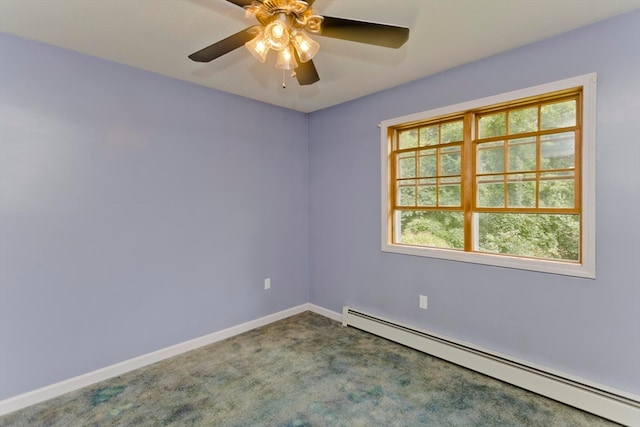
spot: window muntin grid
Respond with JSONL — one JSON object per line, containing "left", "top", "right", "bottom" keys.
{"left": 473, "top": 96, "right": 579, "bottom": 213}
{"left": 389, "top": 91, "right": 582, "bottom": 263}
{"left": 394, "top": 118, "right": 464, "bottom": 209}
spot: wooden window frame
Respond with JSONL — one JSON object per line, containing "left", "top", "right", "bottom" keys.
{"left": 380, "top": 74, "right": 596, "bottom": 278}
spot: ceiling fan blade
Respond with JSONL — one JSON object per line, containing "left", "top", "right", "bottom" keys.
{"left": 188, "top": 27, "right": 259, "bottom": 62}
{"left": 294, "top": 55, "right": 320, "bottom": 86}
{"left": 318, "top": 16, "right": 409, "bottom": 48}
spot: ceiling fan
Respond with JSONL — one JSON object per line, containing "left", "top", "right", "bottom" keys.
{"left": 188, "top": 0, "right": 410, "bottom": 86}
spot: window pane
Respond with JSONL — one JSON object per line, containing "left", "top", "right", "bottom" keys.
{"left": 441, "top": 120, "right": 463, "bottom": 143}
{"left": 477, "top": 175, "right": 504, "bottom": 207}
{"left": 508, "top": 137, "right": 536, "bottom": 172}
{"left": 509, "top": 107, "right": 538, "bottom": 134}
{"left": 397, "top": 152, "right": 416, "bottom": 178}
{"left": 440, "top": 148, "right": 461, "bottom": 176}
{"left": 419, "top": 125, "right": 439, "bottom": 146}
{"left": 477, "top": 141, "right": 504, "bottom": 174}
{"left": 397, "top": 180, "right": 416, "bottom": 206}
{"left": 539, "top": 172, "right": 575, "bottom": 208}
{"left": 438, "top": 178, "right": 461, "bottom": 207}
{"left": 396, "top": 210, "right": 464, "bottom": 249}
{"left": 398, "top": 129, "right": 418, "bottom": 149}
{"left": 417, "top": 179, "right": 437, "bottom": 206}
{"left": 507, "top": 173, "right": 536, "bottom": 208}
{"left": 418, "top": 149, "right": 437, "bottom": 177}
{"left": 478, "top": 112, "right": 506, "bottom": 138}
{"left": 541, "top": 100, "right": 576, "bottom": 130}
{"left": 477, "top": 213, "right": 579, "bottom": 261}
{"left": 541, "top": 132, "right": 575, "bottom": 170}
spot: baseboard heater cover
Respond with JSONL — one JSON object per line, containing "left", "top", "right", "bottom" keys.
{"left": 342, "top": 306, "right": 640, "bottom": 427}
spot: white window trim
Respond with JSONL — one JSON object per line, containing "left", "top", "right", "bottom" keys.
{"left": 380, "top": 73, "right": 597, "bottom": 278}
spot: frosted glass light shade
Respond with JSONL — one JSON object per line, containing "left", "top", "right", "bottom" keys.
{"left": 291, "top": 31, "right": 319, "bottom": 62}
{"left": 264, "top": 21, "right": 289, "bottom": 51}
{"left": 245, "top": 32, "right": 269, "bottom": 63}
{"left": 275, "top": 46, "right": 298, "bottom": 70}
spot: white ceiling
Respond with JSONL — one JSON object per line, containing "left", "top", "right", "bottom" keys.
{"left": 1, "top": 0, "right": 638, "bottom": 113}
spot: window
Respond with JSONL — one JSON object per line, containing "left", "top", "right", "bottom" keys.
{"left": 380, "top": 74, "right": 596, "bottom": 278}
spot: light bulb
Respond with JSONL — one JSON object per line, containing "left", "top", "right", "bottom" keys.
{"left": 272, "top": 24, "right": 284, "bottom": 38}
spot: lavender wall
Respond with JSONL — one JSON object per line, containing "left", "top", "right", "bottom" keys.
{"left": 0, "top": 34, "right": 309, "bottom": 399}
{"left": 309, "top": 11, "right": 640, "bottom": 395}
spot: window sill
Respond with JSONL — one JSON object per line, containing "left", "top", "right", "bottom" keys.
{"left": 382, "top": 243, "right": 595, "bottom": 278}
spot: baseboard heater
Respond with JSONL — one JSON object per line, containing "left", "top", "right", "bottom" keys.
{"left": 342, "top": 306, "right": 640, "bottom": 427}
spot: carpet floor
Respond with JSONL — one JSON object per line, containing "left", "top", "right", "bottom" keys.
{"left": 0, "top": 311, "right": 618, "bottom": 426}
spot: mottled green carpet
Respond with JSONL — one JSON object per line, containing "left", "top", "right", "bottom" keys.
{"left": 1, "top": 312, "right": 618, "bottom": 426}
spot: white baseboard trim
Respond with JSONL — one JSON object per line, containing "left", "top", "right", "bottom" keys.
{"left": 342, "top": 306, "right": 640, "bottom": 427}
{"left": 0, "top": 303, "right": 340, "bottom": 416}
{"left": 308, "top": 303, "right": 342, "bottom": 322}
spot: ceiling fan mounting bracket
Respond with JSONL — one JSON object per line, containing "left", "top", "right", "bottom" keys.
{"left": 246, "top": 0, "right": 323, "bottom": 32}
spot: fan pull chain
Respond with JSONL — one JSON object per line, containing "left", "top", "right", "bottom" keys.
{"left": 282, "top": 70, "right": 286, "bottom": 89}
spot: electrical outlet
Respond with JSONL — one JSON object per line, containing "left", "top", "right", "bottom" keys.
{"left": 264, "top": 278, "right": 271, "bottom": 290}
{"left": 419, "top": 294, "right": 428, "bottom": 310}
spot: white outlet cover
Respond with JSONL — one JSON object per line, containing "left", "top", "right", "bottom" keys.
{"left": 419, "top": 295, "right": 428, "bottom": 309}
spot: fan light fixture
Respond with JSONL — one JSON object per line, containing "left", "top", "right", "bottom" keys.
{"left": 188, "top": 0, "right": 409, "bottom": 87}
{"left": 244, "top": 0, "right": 322, "bottom": 72}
